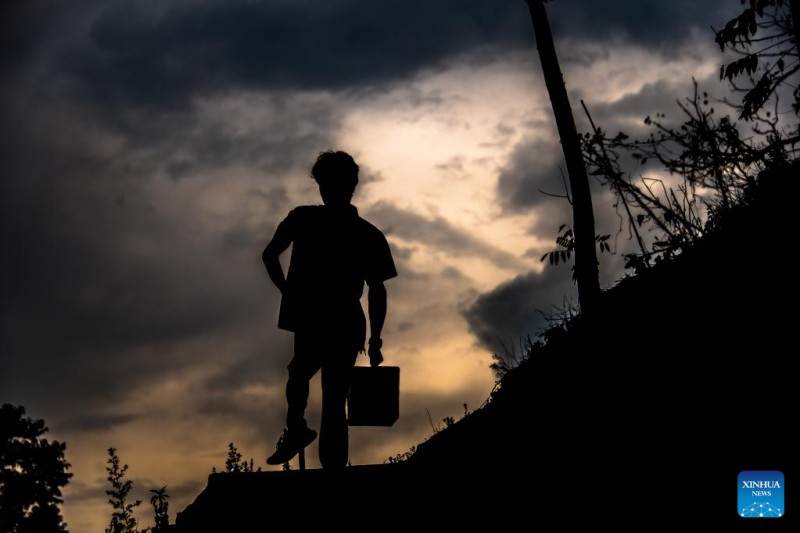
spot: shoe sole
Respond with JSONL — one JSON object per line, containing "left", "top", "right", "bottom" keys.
{"left": 266, "top": 431, "right": 317, "bottom": 465}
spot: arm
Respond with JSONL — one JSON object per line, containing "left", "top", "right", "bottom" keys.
{"left": 262, "top": 219, "right": 293, "bottom": 294}
{"left": 367, "top": 280, "right": 387, "bottom": 367}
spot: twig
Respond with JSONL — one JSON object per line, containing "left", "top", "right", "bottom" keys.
{"left": 426, "top": 408, "right": 437, "bottom": 434}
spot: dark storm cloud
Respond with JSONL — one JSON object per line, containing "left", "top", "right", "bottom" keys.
{"left": 0, "top": 0, "right": 731, "bottom": 415}
{"left": 0, "top": 165, "right": 279, "bottom": 415}
{"left": 549, "top": 1, "right": 737, "bottom": 48}
{"left": 466, "top": 245, "right": 623, "bottom": 353}
{"left": 463, "top": 268, "right": 576, "bottom": 351}
{"left": 503, "top": 176, "right": 651, "bottom": 276}
{"left": 366, "top": 202, "right": 528, "bottom": 271}
{"left": 497, "top": 136, "right": 563, "bottom": 210}
{"left": 0, "top": 88, "right": 336, "bottom": 420}
{"left": 202, "top": 340, "right": 292, "bottom": 394}
{"left": 1, "top": 0, "right": 734, "bottom": 110}
{"left": 498, "top": 145, "right": 642, "bottom": 243}
{"left": 60, "top": 412, "right": 140, "bottom": 433}
{"left": 591, "top": 79, "right": 688, "bottom": 123}
{"left": 0, "top": 0, "right": 56, "bottom": 76}
{"left": 581, "top": 75, "right": 722, "bottom": 135}
{"left": 497, "top": 69, "right": 722, "bottom": 215}
{"left": 88, "top": 89, "right": 341, "bottom": 181}
{"left": 0, "top": 101, "right": 277, "bottom": 353}
{"left": 1, "top": 5, "right": 347, "bottom": 429}
{"left": 60, "top": 0, "right": 531, "bottom": 109}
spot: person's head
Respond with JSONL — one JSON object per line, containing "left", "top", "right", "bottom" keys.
{"left": 310, "top": 150, "right": 359, "bottom": 206}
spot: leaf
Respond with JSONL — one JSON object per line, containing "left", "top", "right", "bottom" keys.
{"left": 755, "top": 0, "right": 765, "bottom": 18}
{"left": 741, "top": 71, "right": 773, "bottom": 118}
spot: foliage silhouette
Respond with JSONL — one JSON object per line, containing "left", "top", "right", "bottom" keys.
{"left": 490, "top": 336, "right": 536, "bottom": 379}
{"left": 224, "top": 443, "right": 253, "bottom": 473}
{"left": 0, "top": 404, "right": 72, "bottom": 533}
{"left": 581, "top": 84, "right": 733, "bottom": 269}
{"left": 210, "top": 443, "right": 259, "bottom": 474}
{"left": 540, "top": 224, "right": 611, "bottom": 273}
{"left": 144, "top": 486, "right": 169, "bottom": 533}
{"left": 582, "top": 71, "right": 799, "bottom": 269}
{"left": 537, "top": 3, "right": 799, "bottom": 277}
{"left": 385, "top": 446, "right": 416, "bottom": 464}
{"left": 714, "top": 0, "right": 800, "bottom": 121}
{"left": 105, "top": 447, "right": 141, "bottom": 533}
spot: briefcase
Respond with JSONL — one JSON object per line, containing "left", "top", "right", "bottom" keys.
{"left": 347, "top": 366, "right": 399, "bottom": 426}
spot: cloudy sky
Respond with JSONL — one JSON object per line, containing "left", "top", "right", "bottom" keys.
{"left": 2, "top": 0, "right": 742, "bottom": 529}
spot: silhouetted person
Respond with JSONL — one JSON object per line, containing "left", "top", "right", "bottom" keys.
{"left": 263, "top": 150, "right": 397, "bottom": 469}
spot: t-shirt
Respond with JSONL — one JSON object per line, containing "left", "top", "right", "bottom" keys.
{"left": 276, "top": 205, "right": 397, "bottom": 336}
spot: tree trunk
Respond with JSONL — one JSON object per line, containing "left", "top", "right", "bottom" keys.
{"left": 525, "top": 0, "right": 600, "bottom": 318}
{"left": 790, "top": 0, "right": 800, "bottom": 54}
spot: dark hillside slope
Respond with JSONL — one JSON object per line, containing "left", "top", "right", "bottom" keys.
{"left": 409, "top": 160, "right": 797, "bottom": 528}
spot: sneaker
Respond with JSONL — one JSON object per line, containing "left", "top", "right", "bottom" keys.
{"left": 266, "top": 427, "right": 317, "bottom": 465}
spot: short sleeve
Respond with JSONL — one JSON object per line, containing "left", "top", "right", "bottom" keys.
{"left": 271, "top": 208, "right": 300, "bottom": 247}
{"left": 365, "top": 228, "right": 397, "bottom": 284}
